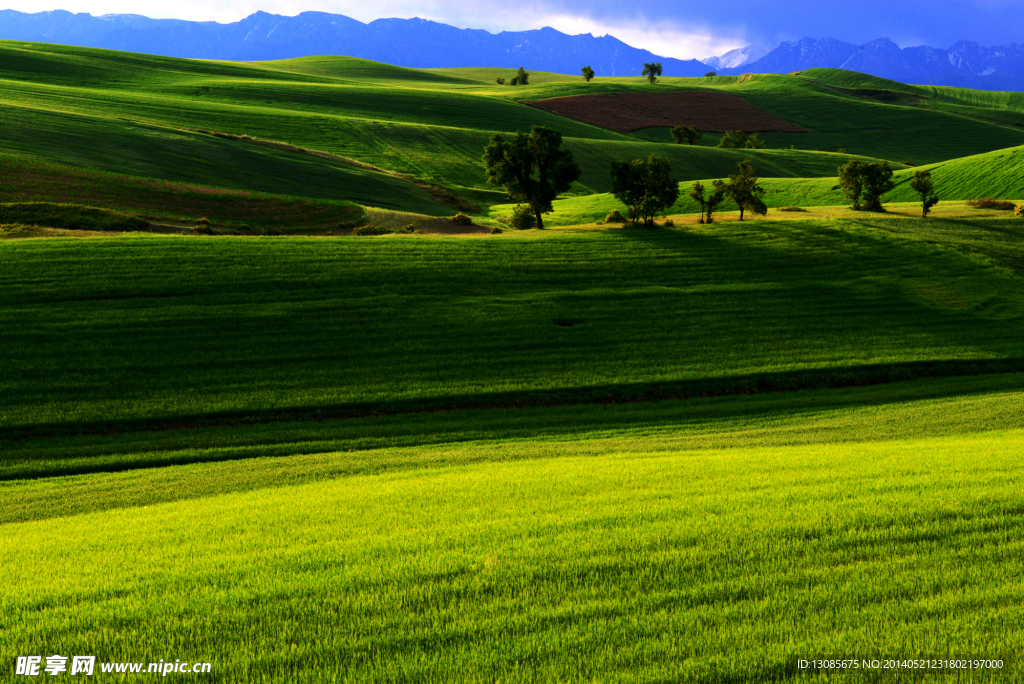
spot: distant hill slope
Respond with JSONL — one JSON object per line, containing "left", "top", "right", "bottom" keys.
{"left": 525, "top": 143, "right": 1024, "bottom": 225}
{"left": 0, "top": 9, "right": 709, "bottom": 77}
{"left": 723, "top": 37, "right": 1024, "bottom": 91}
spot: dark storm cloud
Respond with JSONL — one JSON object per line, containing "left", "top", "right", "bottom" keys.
{"left": 538, "top": 0, "right": 1020, "bottom": 48}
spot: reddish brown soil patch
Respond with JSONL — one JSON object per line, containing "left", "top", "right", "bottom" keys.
{"left": 524, "top": 91, "right": 806, "bottom": 133}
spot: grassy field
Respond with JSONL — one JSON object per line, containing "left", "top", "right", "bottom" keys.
{"left": 4, "top": 39, "right": 1024, "bottom": 683}
{"left": 511, "top": 144, "right": 1024, "bottom": 224}
{"left": 4, "top": 217, "right": 1024, "bottom": 434}
{"left": 4, "top": 40, "right": 1024, "bottom": 215}
{"left": 2, "top": 385, "right": 1022, "bottom": 682}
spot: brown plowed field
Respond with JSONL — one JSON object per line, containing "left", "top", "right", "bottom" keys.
{"left": 523, "top": 91, "right": 806, "bottom": 133}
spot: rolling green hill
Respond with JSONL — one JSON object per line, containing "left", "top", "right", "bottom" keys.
{"left": 3, "top": 41, "right": 1024, "bottom": 216}
{"left": 519, "top": 143, "right": 1024, "bottom": 224}
{"left": 3, "top": 410, "right": 1022, "bottom": 682}
{"left": 4, "top": 41, "right": 1024, "bottom": 683}
{"left": 2, "top": 224, "right": 1024, "bottom": 679}
{"left": 3, "top": 216, "right": 1024, "bottom": 435}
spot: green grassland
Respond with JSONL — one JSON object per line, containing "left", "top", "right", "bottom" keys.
{"left": 0, "top": 155, "right": 370, "bottom": 230}
{"left": 4, "top": 217, "right": 1024, "bottom": 433}
{"left": 2, "top": 389, "right": 1022, "bottom": 682}
{"left": 4, "top": 39, "right": 1024, "bottom": 683}
{"left": 512, "top": 143, "right": 1024, "bottom": 225}
{"left": 3, "top": 40, "right": 1024, "bottom": 215}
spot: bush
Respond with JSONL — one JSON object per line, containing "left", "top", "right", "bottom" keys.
{"left": 190, "top": 224, "right": 217, "bottom": 235}
{"left": 450, "top": 213, "right": 473, "bottom": 225}
{"left": 1016, "top": 204, "right": 1024, "bottom": 218}
{"left": 663, "top": 218, "right": 674, "bottom": 227}
{"left": 509, "top": 205, "right": 536, "bottom": 230}
{"left": 605, "top": 209, "right": 626, "bottom": 223}
{"left": 351, "top": 225, "right": 393, "bottom": 236}
{"left": 196, "top": 217, "right": 210, "bottom": 225}
{"left": 490, "top": 226, "right": 504, "bottom": 234}
{"left": 966, "top": 198, "right": 1015, "bottom": 210}
{"left": 778, "top": 206, "right": 808, "bottom": 212}
{"left": 495, "top": 77, "right": 505, "bottom": 85}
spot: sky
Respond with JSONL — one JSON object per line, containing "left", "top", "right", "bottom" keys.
{"left": 4, "top": 0, "right": 1021, "bottom": 59}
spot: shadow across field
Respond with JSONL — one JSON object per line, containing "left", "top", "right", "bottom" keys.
{"left": 2, "top": 358, "right": 1024, "bottom": 448}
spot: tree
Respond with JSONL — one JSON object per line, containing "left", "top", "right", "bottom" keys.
{"left": 581, "top": 65, "right": 595, "bottom": 82}
{"left": 910, "top": 170, "right": 939, "bottom": 218}
{"left": 839, "top": 160, "right": 894, "bottom": 212}
{"left": 861, "top": 161, "right": 895, "bottom": 212}
{"left": 516, "top": 67, "right": 529, "bottom": 85}
{"left": 483, "top": 126, "right": 581, "bottom": 230}
{"left": 705, "top": 180, "right": 727, "bottom": 224}
{"left": 838, "top": 160, "right": 865, "bottom": 211}
{"left": 745, "top": 133, "right": 765, "bottom": 149}
{"left": 724, "top": 158, "right": 767, "bottom": 221}
{"left": 704, "top": 71, "right": 718, "bottom": 77}
{"left": 510, "top": 77, "right": 519, "bottom": 86}
{"left": 609, "top": 155, "right": 680, "bottom": 226}
{"left": 717, "top": 130, "right": 748, "bottom": 149}
{"left": 689, "top": 182, "right": 707, "bottom": 223}
{"left": 495, "top": 77, "right": 505, "bottom": 85}
{"left": 642, "top": 62, "right": 663, "bottom": 84}
{"left": 671, "top": 125, "right": 703, "bottom": 145}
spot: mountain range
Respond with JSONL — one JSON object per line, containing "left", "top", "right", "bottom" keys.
{"left": 1, "top": 10, "right": 1023, "bottom": 91}
{"left": 717, "top": 37, "right": 1024, "bottom": 91}
{"left": 0, "top": 9, "right": 710, "bottom": 77}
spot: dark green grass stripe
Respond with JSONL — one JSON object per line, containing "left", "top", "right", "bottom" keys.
{"left": 3, "top": 357, "right": 1022, "bottom": 446}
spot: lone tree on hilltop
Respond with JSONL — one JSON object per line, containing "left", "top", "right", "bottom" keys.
{"left": 609, "top": 155, "right": 680, "bottom": 226}
{"left": 910, "top": 169, "right": 939, "bottom": 218}
{"left": 483, "top": 125, "right": 581, "bottom": 230}
{"left": 838, "top": 160, "right": 894, "bottom": 212}
{"left": 671, "top": 125, "right": 703, "bottom": 145}
{"left": 705, "top": 71, "right": 718, "bottom": 77}
{"left": 516, "top": 67, "right": 530, "bottom": 85}
{"left": 717, "top": 130, "right": 748, "bottom": 149}
{"left": 581, "top": 65, "right": 595, "bottom": 82}
{"left": 724, "top": 158, "right": 767, "bottom": 221}
{"left": 642, "top": 62, "right": 663, "bottom": 84}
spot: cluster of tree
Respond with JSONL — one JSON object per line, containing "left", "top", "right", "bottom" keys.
{"left": 671, "top": 125, "right": 702, "bottom": 145}
{"left": 581, "top": 65, "right": 595, "bottom": 82}
{"left": 716, "top": 131, "right": 764, "bottom": 149}
{"left": 609, "top": 155, "right": 680, "bottom": 226}
{"left": 496, "top": 67, "right": 530, "bottom": 86}
{"left": 642, "top": 62, "right": 663, "bottom": 84}
{"left": 690, "top": 159, "right": 767, "bottom": 223}
{"left": 837, "top": 160, "right": 895, "bottom": 212}
{"left": 482, "top": 125, "right": 581, "bottom": 230}
{"left": 483, "top": 127, "right": 770, "bottom": 231}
